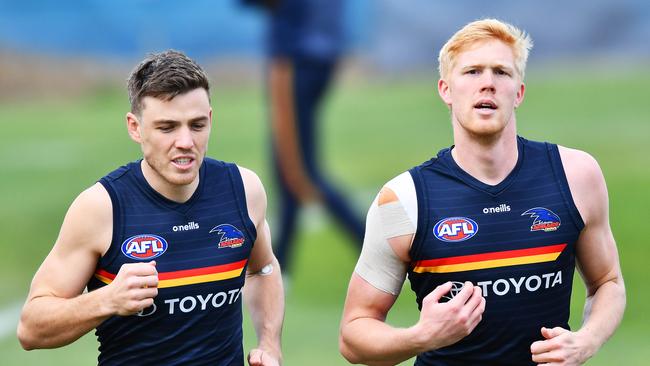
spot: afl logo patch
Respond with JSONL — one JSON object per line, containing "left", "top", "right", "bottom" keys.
{"left": 433, "top": 217, "right": 478, "bottom": 242}
{"left": 210, "top": 224, "right": 245, "bottom": 249}
{"left": 121, "top": 234, "right": 168, "bottom": 260}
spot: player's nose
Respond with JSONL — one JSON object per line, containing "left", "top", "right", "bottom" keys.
{"left": 479, "top": 71, "right": 496, "bottom": 93}
{"left": 175, "top": 127, "right": 194, "bottom": 149}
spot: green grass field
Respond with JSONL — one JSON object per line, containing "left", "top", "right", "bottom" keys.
{"left": 1, "top": 67, "right": 649, "bottom": 365}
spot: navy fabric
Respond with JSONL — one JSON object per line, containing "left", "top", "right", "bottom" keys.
{"left": 408, "top": 137, "right": 584, "bottom": 365}
{"left": 270, "top": 58, "right": 364, "bottom": 273}
{"left": 256, "top": 0, "right": 363, "bottom": 274}
{"left": 87, "top": 158, "right": 256, "bottom": 365}
{"left": 266, "top": 0, "right": 344, "bottom": 61}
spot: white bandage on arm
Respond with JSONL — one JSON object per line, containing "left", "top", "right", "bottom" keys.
{"left": 258, "top": 263, "right": 274, "bottom": 276}
{"left": 249, "top": 263, "right": 274, "bottom": 276}
{"left": 354, "top": 172, "right": 418, "bottom": 296}
{"left": 379, "top": 201, "right": 416, "bottom": 238}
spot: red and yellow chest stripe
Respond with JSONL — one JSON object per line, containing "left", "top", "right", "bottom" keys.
{"left": 94, "top": 259, "right": 248, "bottom": 288}
{"left": 412, "top": 244, "right": 566, "bottom": 274}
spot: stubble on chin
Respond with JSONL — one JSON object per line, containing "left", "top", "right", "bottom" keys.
{"left": 144, "top": 157, "right": 197, "bottom": 187}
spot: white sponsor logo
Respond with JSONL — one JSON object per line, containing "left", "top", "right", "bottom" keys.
{"left": 442, "top": 271, "right": 563, "bottom": 300}
{"left": 482, "top": 204, "right": 511, "bottom": 214}
{"left": 164, "top": 287, "right": 243, "bottom": 315}
{"left": 173, "top": 221, "right": 200, "bottom": 232}
{"left": 136, "top": 303, "right": 157, "bottom": 317}
{"left": 476, "top": 271, "right": 562, "bottom": 297}
{"left": 442, "top": 281, "right": 465, "bottom": 302}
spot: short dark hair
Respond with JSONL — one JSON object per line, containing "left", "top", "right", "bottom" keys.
{"left": 127, "top": 50, "right": 210, "bottom": 114}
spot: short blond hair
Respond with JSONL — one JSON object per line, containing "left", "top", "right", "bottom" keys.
{"left": 438, "top": 19, "right": 533, "bottom": 80}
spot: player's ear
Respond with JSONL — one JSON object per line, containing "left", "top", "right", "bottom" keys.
{"left": 514, "top": 82, "right": 525, "bottom": 108}
{"left": 438, "top": 79, "right": 452, "bottom": 107}
{"left": 126, "top": 112, "right": 143, "bottom": 143}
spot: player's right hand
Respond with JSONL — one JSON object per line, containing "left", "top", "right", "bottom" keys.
{"left": 413, "top": 281, "right": 485, "bottom": 351}
{"left": 104, "top": 261, "right": 159, "bottom": 316}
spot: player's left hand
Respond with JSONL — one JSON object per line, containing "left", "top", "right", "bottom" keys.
{"left": 530, "top": 327, "right": 595, "bottom": 365}
{"left": 247, "top": 348, "right": 280, "bottom": 366}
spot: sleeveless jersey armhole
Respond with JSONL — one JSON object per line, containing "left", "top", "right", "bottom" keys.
{"left": 546, "top": 143, "right": 586, "bottom": 232}
{"left": 97, "top": 178, "right": 122, "bottom": 268}
{"left": 408, "top": 167, "right": 429, "bottom": 262}
{"left": 226, "top": 164, "right": 258, "bottom": 246}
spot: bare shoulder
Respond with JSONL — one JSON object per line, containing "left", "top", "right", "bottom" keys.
{"left": 378, "top": 186, "right": 399, "bottom": 205}
{"left": 74, "top": 183, "right": 112, "bottom": 226}
{"left": 57, "top": 182, "right": 113, "bottom": 256}
{"left": 28, "top": 183, "right": 113, "bottom": 299}
{"left": 237, "top": 166, "right": 264, "bottom": 190}
{"left": 558, "top": 145, "right": 607, "bottom": 225}
{"left": 236, "top": 166, "right": 267, "bottom": 225}
{"left": 557, "top": 146, "right": 603, "bottom": 180}
{"left": 76, "top": 182, "right": 112, "bottom": 212}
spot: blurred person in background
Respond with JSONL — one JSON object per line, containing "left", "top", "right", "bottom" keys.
{"left": 244, "top": 0, "right": 365, "bottom": 276}
{"left": 339, "top": 19, "right": 625, "bottom": 365}
{"left": 17, "top": 50, "right": 284, "bottom": 366}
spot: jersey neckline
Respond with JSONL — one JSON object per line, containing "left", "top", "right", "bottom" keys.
{"left": 441, "top": 136, "right": 526, "bottom": 197}
{"left": 132, "top": 159, "right": 206, "bottom": 213}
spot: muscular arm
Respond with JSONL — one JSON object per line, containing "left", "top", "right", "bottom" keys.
{"left": 340, "top": 270, "right": 421, "bottom": 366}
{"left": 17, "top": 183, "right": 159, "bottom": 350}
{"left": 339, "top": 188, "right": 485, "bottom": 365}
{"left": 239, "top": 167, "right": 284, "bottom": 365}
{"left": 531, "top": 147, "right": 625, "bottom": 365}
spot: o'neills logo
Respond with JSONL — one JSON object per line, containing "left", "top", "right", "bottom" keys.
{"left": 483, "top": 203, "right": 511, "bottom": 214}
{"left": 173, "top": 221, "right": 200, "bottom": 232}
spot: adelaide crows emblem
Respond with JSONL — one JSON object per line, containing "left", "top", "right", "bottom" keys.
{"left": 210, "top": 224, "right": 245, "bottom": 248}
{"left": 521, "top": 207, "right": 561, "bottom": 232}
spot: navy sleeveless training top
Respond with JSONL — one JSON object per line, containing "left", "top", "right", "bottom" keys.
{"left": 87, "top": 158, "right": 256, "bottom": 365}
{"left": 408, "top": 137, "right": 584, "bottom": 365}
